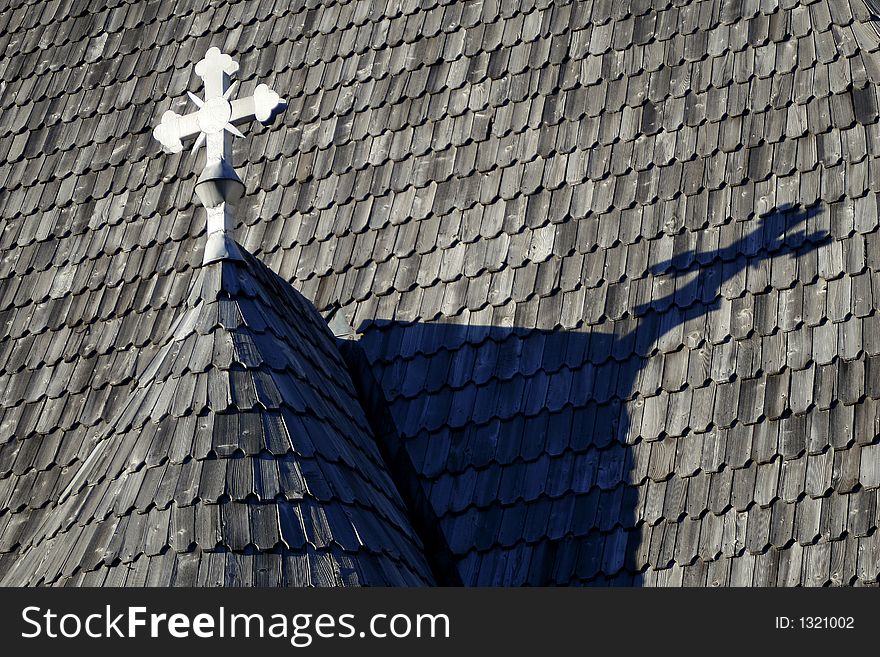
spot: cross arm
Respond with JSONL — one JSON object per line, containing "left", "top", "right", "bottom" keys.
{"left": 230, "top": 84, "right": 286, "bottom": 124}
{"left": 153, "top": 110, "right": 202, "bottom": 153}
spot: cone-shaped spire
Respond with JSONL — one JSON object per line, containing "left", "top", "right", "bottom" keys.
{"left": 1, "top": 249, "right": 433, "bottom": 586}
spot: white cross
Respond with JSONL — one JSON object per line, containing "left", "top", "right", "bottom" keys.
{"left": 153, "top": 47, "right": 284, "bottom": 161}
{"left": 152, "top": 48, "right": 285, "bottom": 264}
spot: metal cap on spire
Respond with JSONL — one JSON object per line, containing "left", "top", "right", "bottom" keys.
{"left": 153, "top": 47, "right": 286, "bottom": 264}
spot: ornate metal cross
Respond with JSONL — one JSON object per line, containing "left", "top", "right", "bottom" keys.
{"left": 153, "top": 47, "right": 285, "bottom": 264}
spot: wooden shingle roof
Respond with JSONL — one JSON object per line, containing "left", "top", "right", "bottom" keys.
{"left": 2, "top": 0, "right": 880, "bottom": 586}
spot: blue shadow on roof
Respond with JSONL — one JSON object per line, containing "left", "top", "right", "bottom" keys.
{"left": 353, "top": 203, "right": 829, "bottom": 586}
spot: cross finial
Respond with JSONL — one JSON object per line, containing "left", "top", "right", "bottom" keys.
{"left": 153, "top": 47, "right": 285, "bottom": 264}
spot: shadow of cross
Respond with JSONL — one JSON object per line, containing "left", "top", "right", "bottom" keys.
{"left": 353, "top": 203, "right": 830, "bottom": 586}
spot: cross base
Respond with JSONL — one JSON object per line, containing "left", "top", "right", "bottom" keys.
{"left": 204, "top": 204, "right": 244, "bottom": 265}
